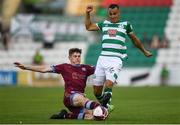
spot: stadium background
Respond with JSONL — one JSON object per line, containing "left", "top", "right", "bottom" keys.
{"left": 0, "top": 0, "right": 180, "bottom": 124}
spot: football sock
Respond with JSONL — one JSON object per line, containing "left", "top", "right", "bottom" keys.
{"left": 104, "top": 87, "right": 112, "bottom": 105}
{"left": 77, "top": 113, "right": 85, "bottom": 119}
{"left": 84, "top": 100, "right": 100, "bottom": 109}
{"left": 95, "top": 93, "right": 104, "bottom": 103}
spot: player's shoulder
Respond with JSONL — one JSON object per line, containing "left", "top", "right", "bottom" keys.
{"left": 63, "top": 63, "right": 72, "bottom": 67}
{"left": 118, "top": 21, "right": 131, "bottom": 25}
{"left": 104, "top": 20, "right": 111, "bottom": 23}
{"left": 81, "top": 64, "right": 94, "bottom": 68}
{"left": 96, "top": 20, "right": 106, "bottom": 26}
{"left": 99, "top": 20, "right": 112, "bottom": 25}
{"left": 54, "top": 63, "right": 67, "bottom": 67}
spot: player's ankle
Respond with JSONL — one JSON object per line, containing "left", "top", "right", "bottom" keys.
{"left": 95, "top": 94, "right": 104, "bottom": 103}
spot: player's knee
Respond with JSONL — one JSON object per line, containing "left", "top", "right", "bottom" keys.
{"left": 72, "top": 94, "right": 86, "bottom": 106}
{"left": 74, "top": 94, "right": 89, "bottom": 106}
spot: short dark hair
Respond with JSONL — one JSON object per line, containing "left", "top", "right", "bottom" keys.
{"left": 108, "top": 4, "right": 119, "bottom": 9}
{"left": 69, "top": 48, "right": 82, "bottom": 56}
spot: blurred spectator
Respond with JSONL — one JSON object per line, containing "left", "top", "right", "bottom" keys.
{"left": 0, "top": 18, "right": 2, "bottom": 38}
{"left": 1, "top": 27, "right": 9, "bottom": 51}
{"left": 42, "top": 22, "right": 56, "bottom": 49}
{"left": 150, "top": 34, "right": 160, "bottom": 49}
{"left": 32, "top": 49, "right": 44, "bottom": 65}
{"left": 141, "top": 32, "right": 151, "bottom": 49}
{"left": 22, "top": 0, "right": 44, "bottom": 14}
{"left": 160, "top": 35, "right": 169, "bottom": 48}
{"left": 160, "top": 64, "right": 169, "bottom": 86}
{"left": 0, "top": 0, "right": 21, "bottom": 50}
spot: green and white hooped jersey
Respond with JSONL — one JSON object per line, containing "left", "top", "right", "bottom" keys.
{"left": 96, "top": 20, "right": 133, "bottom": 60}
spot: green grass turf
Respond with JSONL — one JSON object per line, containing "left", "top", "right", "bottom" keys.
{"left": 0, "top": 86, "right": 180, "bottom": 124}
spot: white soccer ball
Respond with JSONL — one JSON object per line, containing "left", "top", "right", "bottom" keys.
{"left": 93, "top": 106, "right": 108, "bottom": 120}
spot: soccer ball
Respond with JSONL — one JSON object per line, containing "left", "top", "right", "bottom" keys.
{"left": 93, "top": 106, "right": 108, "bottom": 120}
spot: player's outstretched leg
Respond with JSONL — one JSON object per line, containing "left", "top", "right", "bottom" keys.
{"left": 50, "top": 109, "right": 67, "bottom": 119}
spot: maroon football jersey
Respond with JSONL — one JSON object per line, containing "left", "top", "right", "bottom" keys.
{"left": 52, "top": 63, "right": 95, "bottom": 94}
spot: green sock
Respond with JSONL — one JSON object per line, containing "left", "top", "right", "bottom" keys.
{"left": 95, "top": 94, "right": 104, "bottom": 104}
{"left": 104, "top": 87, "right": 112, "bottom": 105}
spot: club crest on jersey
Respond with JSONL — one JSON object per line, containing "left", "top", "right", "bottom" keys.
{"left": 108, "top": 29, "right": 117, "bottom": 37}
{"left": 109, "top": 67, "right": 115, "bottom": 73}
{"left": 82, "top": 67, "right": 86, "bottom": 71}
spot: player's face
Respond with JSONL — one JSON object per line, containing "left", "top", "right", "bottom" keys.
{"left": 108, "top": 8, "right": 120, "bottom": 23}
{"left": 69, "top": 52, "right": 81, "bottom": 65}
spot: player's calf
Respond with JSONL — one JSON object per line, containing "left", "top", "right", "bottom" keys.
{"left": 102, "top": 92, "right": 112, "bottom": 108}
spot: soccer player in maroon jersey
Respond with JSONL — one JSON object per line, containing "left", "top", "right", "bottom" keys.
{"left": 14, "top": 48, "right": 107, "bottom": 120}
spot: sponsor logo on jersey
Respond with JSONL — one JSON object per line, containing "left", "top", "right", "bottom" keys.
{"left": 108, "top": 29, "right": 117, "bottom": 37}
{"left": 72, "top": 72, "right": 86, "bottom": 79}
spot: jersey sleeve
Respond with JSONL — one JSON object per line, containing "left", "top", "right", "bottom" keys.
{"left": 51, "top": 64, "right": 64, "bottom": 74}
{"left": 96, "top": 22, "right": 103, "bottom": 31}
{"left": 86, "top": 65, "right": 95, "bottom": 76}
{"left": 126, "top": 22, "right": 133, "bottom": 34}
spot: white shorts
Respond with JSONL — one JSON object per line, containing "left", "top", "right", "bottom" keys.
{"left": 93, "top": 56, "right": 123, "bottom": 86}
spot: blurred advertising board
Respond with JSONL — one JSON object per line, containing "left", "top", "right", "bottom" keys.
{"left": 0, "top": 71, "right": 17, "bottom": 85}
{"left": 17, "top": 71, "right": 32, "bottom": 86}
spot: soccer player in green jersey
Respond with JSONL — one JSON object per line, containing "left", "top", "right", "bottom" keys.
{"left": 85, "top": 4, "right": 152, "bottom": 111}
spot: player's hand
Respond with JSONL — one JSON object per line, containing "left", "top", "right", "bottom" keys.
{"left": 86, "top": 5, "right": 93, "bottom": 13}
{"left": 144, "top": 51, "right": 153, "bottom": 57}
{"left": 14, "top": 62, "right": 26, "bottom": 70}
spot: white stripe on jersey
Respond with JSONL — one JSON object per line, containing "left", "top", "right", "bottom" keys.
{"left": 102, "top": 27, "right": 126, "bottom": 34}
{"left": 104, "top": 20, "right": 112, "bottom": 24}
{"left": 102, "top": 35, "right": 126, "bottom": 42}
{"left": 101, "top": 51, "right": 127, "bottom": 58}
{"left": 104, "top": 20, "right": 128, "bottom": 25}
{"left": 102, "top": 43, "right": 127, "bottom": 50}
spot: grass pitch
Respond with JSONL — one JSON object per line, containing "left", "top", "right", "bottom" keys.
{"left": 0, "top": 86, "right": 180, "bottom": 124}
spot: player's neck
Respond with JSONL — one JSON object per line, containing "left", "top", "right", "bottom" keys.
{"left": 113, "top": 20, "right": 120, "bottom": 23}
{"left": 109, "top": 18, "right": 120, "bottom": 23}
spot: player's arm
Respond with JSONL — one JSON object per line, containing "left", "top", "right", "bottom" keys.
{"left": 128, "top": 33, "right": 152, "bottom": 57}
{"left": 85, "top": 5, "right": 99, "bottom": 31}
{"left": 14, "top": 62, "right": 53, "bottom": 73}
